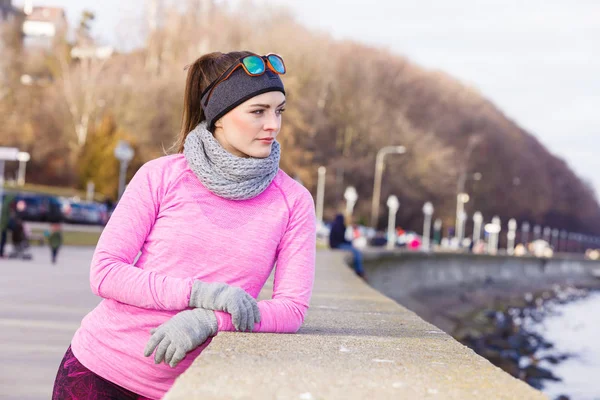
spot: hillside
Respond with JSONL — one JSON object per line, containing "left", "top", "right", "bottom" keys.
{"left": 1, "top": 2, "right": 598, "bottom": 235}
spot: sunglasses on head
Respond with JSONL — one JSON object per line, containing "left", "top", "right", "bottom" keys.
{"left": 202, "top": 53, "right": 286, "bottom": 106}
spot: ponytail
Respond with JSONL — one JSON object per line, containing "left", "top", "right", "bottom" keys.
{"left": 173, "top": 50, "right": 253, "bottom": 153}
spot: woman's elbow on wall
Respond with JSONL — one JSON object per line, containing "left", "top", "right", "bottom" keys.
{"left": 291, "top": 322, "right": 304, "bottom": 333}
{"left": 290, "top": 308, "right": 307, "bottom": 333}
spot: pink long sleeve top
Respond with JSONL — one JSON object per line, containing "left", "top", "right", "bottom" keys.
{"left": 70, "top": 154, "right": 316, "bottom": 399}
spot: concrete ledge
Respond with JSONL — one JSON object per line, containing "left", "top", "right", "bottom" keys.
{"left": 165, "top": 250, "right": 546, "bottom": 400}
{"left": 362, "top": 250, "right": 598, "bottom": 296}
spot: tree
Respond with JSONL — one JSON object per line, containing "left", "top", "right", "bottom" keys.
{"left": 53, "top": 10, "right": 112, "bottom": 149}
{"left": 78, "top": 114, "right": 138, "bottom": 200}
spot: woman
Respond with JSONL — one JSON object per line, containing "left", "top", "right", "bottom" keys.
{"left": 328, "top": 213, "right": 365, "bottom": 278}
{"left": 52, "top": 51, "right": 316, "bottom": 400}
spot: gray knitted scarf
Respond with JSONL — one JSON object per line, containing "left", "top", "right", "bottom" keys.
{"left": 183, "top": 122, "right": 280, "bottom": 200}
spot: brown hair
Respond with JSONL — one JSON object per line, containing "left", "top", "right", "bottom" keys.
{"left": 173, "top": 51, "right": 254, "bottom": 153}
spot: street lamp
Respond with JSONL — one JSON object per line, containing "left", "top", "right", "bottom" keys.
{"left": 386, "top": 195, "right": 400, "bottom": 250}
{"left": 86, "top": 181, "right": 95, "bottom": 202}
{"left": 315, "top": 166, "right": 326, "bottom": 224}
{"left": 533, "top": 225, "right": 541, "bottom": 241}
{"left": 344, "top": 186, "right": 358, "bottom": 219}
{"left": 114, "top": 140, "right": 135, "bottom": 200}
{"left": 567, "top": 232, "right": 575, "bottom": 253}
{"left": 16, "top": 151, "right": 30, "bottom": 186}
{"left": 370, "top": 145, "right": 406, "bottom": 228}
{"left": 455, "top": 134, "right": 482, "bottom": 235}
{"left": 521, "top": 222, "right": 530, "bottom": 245}
{"left": 559, "top": 230, "right": 568, "bottom": 253}
{"left": 552, "top": 228, "right": 559, "bottom": 249}
{"left": 543, "top": 227, "right": 551, "bottom": 243}
{"left": 455, "top": 192, "right": 470, "bottom": 243}
{"left": 473, "top": 211, "right": 483, "bottom": 244}
{"left": 487, "top": 216, "right": 501, "bottom": 254}
{"left": 507, "top": 218, "right": 517, "bottom": 255}
{"left": 422, "top": 202, "right": 434, "bottom": 251}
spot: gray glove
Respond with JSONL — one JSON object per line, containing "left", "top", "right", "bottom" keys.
{"left": 143, "top": 308, "right": 217, "bottom": 368}
{"left": 189, "top": 281, "right": 261, "bottom": 332}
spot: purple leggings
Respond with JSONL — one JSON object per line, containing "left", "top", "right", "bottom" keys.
{"left": 52, "top": 346, "right": 143, "bottom": 400}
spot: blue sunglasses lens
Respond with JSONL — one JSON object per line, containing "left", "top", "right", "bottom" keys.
{"left": 242, "top": 56, "right": 265, "bottom": 75}
{"left": 267, "top": 55, "right": 286, "bottom": 74}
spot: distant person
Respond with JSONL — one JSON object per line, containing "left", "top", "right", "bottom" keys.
{"left": 46, "top": 223, "right": 63, "bottom": 264}
{"left": 0, "top": 193, "right": 16, "bottom": 258}
{"left": 52, "top": 51, "right": 316, "bottom": 400}
{"left": 407, "top": 236, "right": 421, "bottom": 250}
{"left": 514, "top": 243, "right": 527, "bottom": 256}
{"left": 8, "top": 216, "right": 33, "bottom": 260}
{"left": 329, "top": 213, "right": 365, "bottom": 278}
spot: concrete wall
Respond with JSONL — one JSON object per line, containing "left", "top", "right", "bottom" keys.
{"left": 363, "top": 251, "right": 599, "bottom": 298}
{"left": 165, "top": 250, "right": 547, "bottom": 400}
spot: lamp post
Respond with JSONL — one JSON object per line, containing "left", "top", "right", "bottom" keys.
{"left": 551, "top": 229, "right": 559, "bottom": 250}
{"left": 559, "top": 230, "right": 568, "bottom": 253}
{"left": 86, "top": 181, "right": 95, "bottom": 202}
{"left": 370, "top": 145, "right": 406, "bottom": 229}
{"left": 114, "top": 140, "right": 135, "bottom": 201}
{"left": 344, "top": 186, "right": 358, "bottom": 219}
{"left": 386, "top": 195, "right": 400, "bottom": 250}
{"left": 507, "top": 218, "right": 517, "bottom": 255}
{"left": 567, "top": 232, "right": 575, "bottom": 253}
{"left": 543, "top": 227, "right": 551, "bottom": 243}
{"left": 455, "top": 135, "right": 482, "bottom": 240}
{"left": 473, "top": 211, "right": 483, "bottom": 244}
{"left": 533, "top": 225, "right": 541, "bottom": 241}
{"left": 455, "top": 192, "right": 470, "bottom": 243}
{"left": 16, "top": 151, "right": 30, "bottom": 186}
{"left": 577, "top": 234, "right": 584, "bottom": 253}
{"left": 315, "top": 166, "right": 326, "bottom": 224}
{"left": 422, "top": 202, "right": 434, "bottom": 251}
{"left": 487, "top": 216, "right": 501, "bottom": 255}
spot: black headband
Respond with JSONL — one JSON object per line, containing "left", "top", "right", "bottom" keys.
{"left": 201, "top": 67, "right": 286, "bottom": 131}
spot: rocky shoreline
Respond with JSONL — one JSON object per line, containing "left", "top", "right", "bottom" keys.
{"left": 392, "top": 276, "right": 600, "bottom": 399}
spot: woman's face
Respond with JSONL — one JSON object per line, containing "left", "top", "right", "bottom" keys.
{"left": 213, "top": 91, "right": 286, "bottom": 158}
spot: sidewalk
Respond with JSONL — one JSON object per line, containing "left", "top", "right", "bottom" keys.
{"left": 0, "top": 246, "right": 100, "bottom": 400}
{"left": 165, "top": 250, "right": 547, "bottom": 400}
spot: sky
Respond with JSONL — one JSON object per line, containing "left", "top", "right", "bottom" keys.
{"left": 15, "top": 0, "right": 600, "bottom": 197}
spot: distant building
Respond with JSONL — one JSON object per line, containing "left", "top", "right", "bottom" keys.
{"left": 22, "top": 2, "right": 67, "bottom": 50}
{"left": 0, "top": 0, "right": 24, "bottom": 86}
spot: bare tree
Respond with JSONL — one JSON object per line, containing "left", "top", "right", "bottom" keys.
{"left": 54, "top": 11, "right": 112, "bottom": 149}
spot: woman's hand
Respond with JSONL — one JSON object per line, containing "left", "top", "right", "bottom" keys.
{"left": 188, "top": 281, "right": 261, "bottom": 332}
{"left": 143, "top": 308, "right": 217, "bottom": 368}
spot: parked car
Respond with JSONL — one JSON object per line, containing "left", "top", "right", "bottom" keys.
{"left": 61, "top": 200, "right": 108, "bottom": 225}
{"left": 13, "top": 193, "right": 63, "bottom": 222}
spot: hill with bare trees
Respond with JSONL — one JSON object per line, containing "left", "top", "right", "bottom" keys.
{"left": 1, "top": 1, "right": 598, "bottom": 235}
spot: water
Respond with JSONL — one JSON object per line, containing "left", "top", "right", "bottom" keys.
{"left": 532, "top": 292, "right": 600, "bottom": 400}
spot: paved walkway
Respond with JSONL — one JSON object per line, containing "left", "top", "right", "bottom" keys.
{"left": 0, "top": 246, "right": 100, "bottom": 400}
